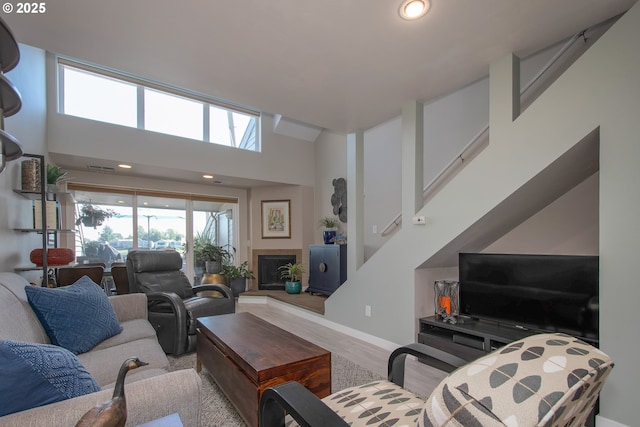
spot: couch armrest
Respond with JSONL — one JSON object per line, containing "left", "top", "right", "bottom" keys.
{"left": 260, "top": 381, "right": 348, "bottom": 427}
{"left": 108, "top": 293, "right": 148, "bottom": 323}
{"left": 0, "top": 369, "right": 201, "bottom": 427}
{"left": 388, "top": 342, "right": 467, "bottom": 387}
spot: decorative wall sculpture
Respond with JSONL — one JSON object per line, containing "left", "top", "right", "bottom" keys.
{"left": 331, "top": 178, "right": 347, "bottom": 223}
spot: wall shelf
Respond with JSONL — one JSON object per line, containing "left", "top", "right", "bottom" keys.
{"left": 0, "top": 16, "right": 20, "bottom": 72}
{"left": 14, "top": 228, "right": 75, "bottom": 234}
{"left": 0, "top": 16, "right": 23, "bottom": 168}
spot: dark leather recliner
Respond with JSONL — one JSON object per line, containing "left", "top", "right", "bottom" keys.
{"left": 126, "top": 250, "right": 235, "bottom": 355}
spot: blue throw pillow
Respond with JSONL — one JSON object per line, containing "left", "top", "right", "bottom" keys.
{"left": 0, "top": 340, "right": 100, "bottom": 416}
{"left": 25, "top": 276, "right": 123, "bottom": 354}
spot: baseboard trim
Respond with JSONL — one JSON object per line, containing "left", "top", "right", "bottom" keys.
{"left": 596, "top": 415, "right": 629, "bottom": 427}
{"left": 238, "top": 295, "right": 399, "bottom": 352}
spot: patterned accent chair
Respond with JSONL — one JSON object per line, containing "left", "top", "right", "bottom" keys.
{"left": 259, "top": 333, "right": 613, "bottom": 427}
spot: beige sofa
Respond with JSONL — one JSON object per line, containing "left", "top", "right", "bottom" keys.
{"left": 0, "top": 272, "right": 201, "bottom": 426}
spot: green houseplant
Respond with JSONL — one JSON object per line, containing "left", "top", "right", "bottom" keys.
{"left": 46, "top": 163, "right": 70, "bottom": 192}
{"left": 318, "top": 216, "right": 340, "bottom": 244}
{"left": 222, "top": 261, "right": 255, "bottom": 297}
{"left": 278, "top": 262, "right": 305, "bottom": 294}
{"left": 198, "top": 243, "right": 234, "bottom": 274}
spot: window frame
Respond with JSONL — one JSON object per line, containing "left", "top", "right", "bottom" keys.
{"left": 57, "top": 57, "right": 261, "bottom": 151}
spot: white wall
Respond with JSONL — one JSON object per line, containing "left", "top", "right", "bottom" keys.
{"left": 314, "top": 130, "right": 348, "bottom": 243}
{"left": 485, "top": 172, "right": 599, "bottom": 255}
{"left": 1, "top": 44, "right": 47, "bottom": 282}
{"left": 328, "top": 4, "right": 640, "bottom": 425}
{"left": 44, "top": 55, "right": 317, "bottom": 189}
{"left": 249, "top": 184, "right": 314, "bottom": 284}
{"left": 360, "top": 34, "right": 604, "bottom": 259}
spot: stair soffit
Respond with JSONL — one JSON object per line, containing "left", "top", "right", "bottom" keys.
{"left": 423, "top": 127, "right": 600, "bottom": 268}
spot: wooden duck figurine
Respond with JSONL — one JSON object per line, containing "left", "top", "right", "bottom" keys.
{"left": 75, "top": 357, "right": 148, "bottom": 427}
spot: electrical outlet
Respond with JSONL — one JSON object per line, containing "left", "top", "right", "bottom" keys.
{"left": 365, "top": 305, "right": 372, "bottom": 317}
{"left": 372, "top": 225, "right": 378, "bottom": 234}
{"left": 412, "top": 216, "right": 426, "bottom": 225}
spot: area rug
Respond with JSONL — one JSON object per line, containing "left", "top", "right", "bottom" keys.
{"left": 168, "top": 352, "right": 383, "bottom": 427}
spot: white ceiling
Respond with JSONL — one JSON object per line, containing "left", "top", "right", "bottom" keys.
{"left": 4, "top": 0, "right": 636, "bottom": 135}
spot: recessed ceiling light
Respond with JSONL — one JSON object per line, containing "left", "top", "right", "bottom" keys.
{"left": 203, "top": 174, "right": 214, "bottom": 179}
{"left": 118, "top": 164, "right": 132, "bottom": 169}
{"left": 399, "top": 0, "right": 430, "bottom": 20}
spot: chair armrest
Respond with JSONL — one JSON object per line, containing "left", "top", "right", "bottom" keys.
{"left": 260, "top": 381, "right": 348, "bottom": 427}
{"left": 146, "top": 291, "right": 188, "bottom": 354}
{"left": 0, "top": 369, "right": 202, "bottom": 427}
{"left": 193, "top": 283, "right": 233, "bottom": 299}
{"left": 108, "top": 293, "right": 148, "bottom": 322}
{"left": 388, "top": 342, "right": 467, "bottom": 387}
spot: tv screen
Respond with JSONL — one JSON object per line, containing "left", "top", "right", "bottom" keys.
{"left": 458, "top": 253, "right": 599, "bottom": 342}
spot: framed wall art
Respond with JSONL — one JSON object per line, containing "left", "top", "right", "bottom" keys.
{"left": 261, "top": 200, "right": 291, "bottom": 239}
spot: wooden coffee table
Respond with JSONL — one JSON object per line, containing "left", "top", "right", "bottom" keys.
{"left": 196, "top": 312, "right": 331, "bottom": 427}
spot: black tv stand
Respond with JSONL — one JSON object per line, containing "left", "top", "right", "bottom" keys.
{"left": 418, "top": 315, "right": 537, "bottom": 362}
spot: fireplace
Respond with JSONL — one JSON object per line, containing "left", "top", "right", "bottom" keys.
{"left": 257, "top": 255, "right": 296, "bottom": 290}
{"left": 251, "top": 249, "right": 302, "bottom": 291}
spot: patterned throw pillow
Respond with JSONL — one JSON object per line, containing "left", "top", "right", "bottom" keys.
{"left": 25, "top": 276, "right": 123, "bottom": 354}
{"left": 0, "top": 340, "right": 100, "bottom": 416}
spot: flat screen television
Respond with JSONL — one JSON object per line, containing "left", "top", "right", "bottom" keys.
{"left": 458, "top": 253, "right": 599, "bottom": 343}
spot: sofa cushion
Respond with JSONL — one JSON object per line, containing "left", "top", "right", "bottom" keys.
{"left": 78, "top": 336, "right": 169, "bottom": 386}
{"left": 0, "top": 340, "right": 100, "bottom": 416}
{"left": 0, "top": 273, "right": 50, "bottom": 344}
{"left": 92, "top": 318, "right": 158, "bottom": 351}
{"left": 25, "top": 276, "right": 123, "bottom": 355}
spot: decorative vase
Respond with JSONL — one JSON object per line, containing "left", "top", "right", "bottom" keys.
{"left": 285, "top": 280, "right": 301, "bottom": 294}
{"left": 21, "top": 159, "right": 40, "bottom": 192}
{"left": 434, "top": 280, "right": 459, "bottom": 322}
{"left": 323, "top": 229, "right": 336, "bottom": 244}
{"left": 229, "top": 278, "right": 246, "bottom": 298}
{"left": 30, "top": 248, "right": 75, "bottom": 266}
{"left": 205, "top": 260, "right": 222, "bottom": 274}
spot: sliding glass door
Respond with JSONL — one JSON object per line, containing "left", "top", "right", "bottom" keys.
{"left": 192, "top": 200, "right": 235, "bottom": 283}
{"left": 69, "top": 186, "right": 237, "bottom": 283}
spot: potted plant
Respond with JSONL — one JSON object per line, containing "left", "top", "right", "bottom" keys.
{"left": 222, "top": 261, "right": 255, "bottom": 297}
{"left": 278, "top": 262, "right": 305, "bottom": 294}
{"left": 199, "top": 243, "right": 233, "bottom": 274}
{"left": 319, "top": 216, "right": 340, "bottom": 244}
{"left": 75, "top": 204, "right": 115, "bottom": 229}
{"left": 46, "top": 163, "right": 70, "bottom": 193}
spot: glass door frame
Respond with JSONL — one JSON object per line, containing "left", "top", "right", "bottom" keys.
{"left": 67, "top": 184, "right": 239, "bottom": 284}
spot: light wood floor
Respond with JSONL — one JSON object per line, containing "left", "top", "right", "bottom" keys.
{"left": 237, "top": 299, "right": 448, "bottom": 398}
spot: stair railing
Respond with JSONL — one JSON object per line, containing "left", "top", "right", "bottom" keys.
{"left": 380, "top": 28, "right": 591, "bottom": 237}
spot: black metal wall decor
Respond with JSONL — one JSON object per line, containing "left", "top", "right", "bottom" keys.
{"left": 331, "top": 177, "right": 347, "bottom": 223}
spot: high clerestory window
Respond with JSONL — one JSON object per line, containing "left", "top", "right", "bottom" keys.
{"left": 57, "top": 59, "right": 260, "bottom": 151}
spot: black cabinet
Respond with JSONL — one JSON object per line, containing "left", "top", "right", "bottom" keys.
{"left": 308, "top": 244, "right": 346, "bottom": 296}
